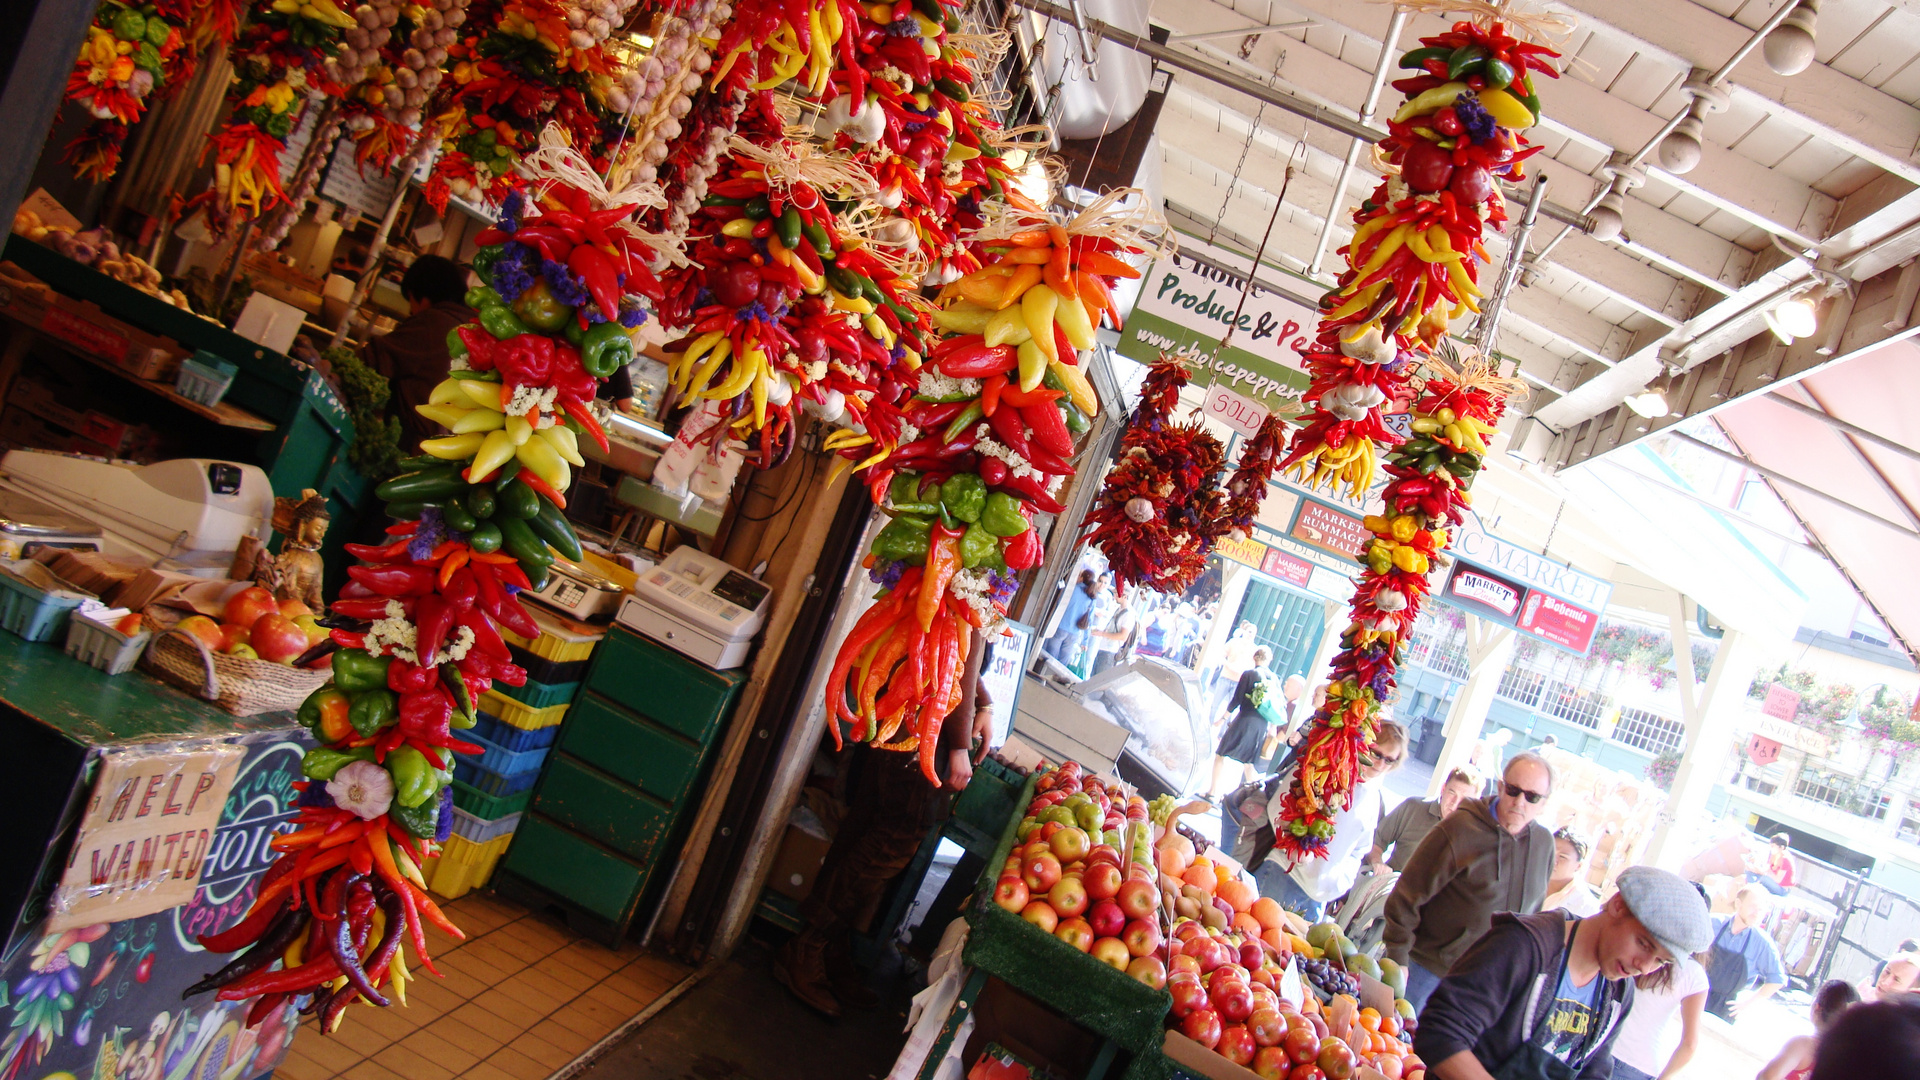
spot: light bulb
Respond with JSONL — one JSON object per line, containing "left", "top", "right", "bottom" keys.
{"left": 1764, "top": 1, "right": 1819, "bottom": 76}
{"left": 1624, "top": 391, "right": 1668, "bottom": 419}
{"left": 1774, "top": 296, "right": 1818, "bottom": 339}
{"left": 1587, "top": 191, "right": 1625, "bottom": 243}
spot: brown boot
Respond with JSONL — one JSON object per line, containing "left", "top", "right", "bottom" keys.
{"left": 774, "top": 931, "right": 841, "bottom": 1018}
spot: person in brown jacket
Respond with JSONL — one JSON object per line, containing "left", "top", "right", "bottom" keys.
{"left": 1383, "top": 750, "right": 1556, "bottom": 1013}
{"left": 362, "top": 255, "right": 473, "bottom": 452}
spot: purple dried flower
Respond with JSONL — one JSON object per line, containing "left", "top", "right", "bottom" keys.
{"left": 409, "top": 505, "right": 450, "bottom": 560}
{"left": 1455, "top": 94, "right": 1497, "bottom": 144}
{"left": 500, "top": 190, "right": 525, "bottom": 231}
{"left": 618, "top": 300, "right": 650, "bottom": 328}
{"left": 433, "top": 785, "right": 454, "bottom": 843}
{"left": 868, "top": 559, "right": 907, "bottom": 590}
{"left": 490, "top": 241, "right": 537, "bottom": 303}
{"left": 541, "top": 260, "right": 592, "bottom": 308}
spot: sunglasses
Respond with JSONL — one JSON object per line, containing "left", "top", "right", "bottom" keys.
{"left": 1361, "top": 749, "right": 1402, "bottom": 769}
{"left": 1503, "top": 781, "right": 1548, "bottom": 805}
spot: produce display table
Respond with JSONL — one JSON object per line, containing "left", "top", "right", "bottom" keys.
{"left": 0, "top": 633, "right": 309, "bottom": 1080}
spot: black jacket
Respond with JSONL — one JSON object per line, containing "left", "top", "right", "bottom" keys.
{"left": 1413, "top": 911, "right": 1634, "bottom": 1080}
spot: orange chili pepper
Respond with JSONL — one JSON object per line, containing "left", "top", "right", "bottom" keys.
{"left": 981, "top": 373, "right": 1005, "bottom": 417}
{"left": 439, "top": 547, "right": 470, "bottom": 588}
{"left": 1004, "top": 229, "right": 1051, "bottom": 247}
{"left": 469, "top": 551, "right": 516, "bottom": 564}
{"left": 429, "top": 540, "right": 462, "bottom": 561}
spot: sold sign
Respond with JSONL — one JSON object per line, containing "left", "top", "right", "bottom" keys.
{"left": 1202, "top": 382, "right": 1271, "bottom": 436}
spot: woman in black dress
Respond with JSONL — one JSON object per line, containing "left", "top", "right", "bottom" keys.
{"left": 1208, "top": 646, "right": 1274, "bottom": 796}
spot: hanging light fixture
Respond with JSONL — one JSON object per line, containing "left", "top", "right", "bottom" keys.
{"left": 1625, "top": 361, "right": 1678, "bottom": 423}
{"left": 1763, "top": 0, "right": 1820, "bottom": 76}
{"left": 1764, "top": 294, "right": 1819, "bottom": 344}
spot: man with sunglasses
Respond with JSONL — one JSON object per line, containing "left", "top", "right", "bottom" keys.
{"left": 1414, "top": 866, "right": 1712, "bottom": 1080}
{"left": 1383, "top": 751, "right": 1557, "bottom": 1012}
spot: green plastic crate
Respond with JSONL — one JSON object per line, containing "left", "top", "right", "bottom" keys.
{"left": 496, "top": 676, "right": 581, "bottom": 710}
{"left": 952, "top": 756, "right": 1024, "bottom": 838}
{"left": 450, "top": 777, "right": 533, "bottom": 819}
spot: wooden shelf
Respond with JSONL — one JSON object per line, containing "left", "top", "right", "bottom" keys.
{"left": 49, "top": 335, "right": 277, "bottom": 431}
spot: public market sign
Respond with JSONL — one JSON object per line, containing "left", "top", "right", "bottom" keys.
{"left": 1436, "top": 526, "right": 1613, "bottom": 656}
{"left": 1117, "top": 235, "right": 1317, "bottom": 409}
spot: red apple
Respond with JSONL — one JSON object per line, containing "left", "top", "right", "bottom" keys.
{"left": 1023, "top": 852, "right": 1062, "bottom": 893}
{"left": 1055, "top": 917, "right": 1094, "bottom": 953}
{"left": 1247, "top": 1007, "right": 1285, "bottom": 1048}
{"left": 1316, "top": 1038, "right": 1357, "bottom": 1080}
{"left": 1252, "top": 986, "right": 1281, "bottom": 1016}
{"left": 292, "top": 614, "right": 327, "bottom": 646}
{"left": 1250, "top": 965, "right": 1276, "bottom": 990}
{"left": 1020, "top": 901, "right": 1058, "bottom": 933}
{"left": 1126, "top": 955, "right": 1167, "bottom": 989}
{"left": 218, "top": 623, "right": 251, "bottom": 653}
{"left": 1087, "top": 844, "right": 1121, "bottom": 867}
{"left": 1218, "top": 1025, "right": 1256, "bottom": 1066}
{"left": 250, "top": 613, "right": 309, "bottom": 664}
{"left": 1307, "top": 1014, "right": 1329, "bottom": 1040}
{"left": 223, "top": 586, "right": 279, "bottom": 630}
{"left": 1169, "top": 975, "right": 1207, "bottom": 1018}
{"left": 993, "top": 876, "right": 1028, "bottom": 913}
{"left": 1283, "top": 1025, "right": 1321, "bottom": 1065}
{"left": 1212, "top": 963, "right": 1250, "bottom": 987}
{"left": 1123, "top": 918, "right": 1161, "bottom": 958}
{"left": 1040, "top": 821, "right": 1064, "bottom": 841}
{"left": 1182, "top": 1009, "right": 1222, "bottom": 1051}
{"left": 277, "top": 597, "right": 313, "bottom": 620}
{"left": 1049, "top": 826, "right": 1091, "bottom": 863}
{"left": 1003, "top": 856, "right": 1023, "bottom": 877}
{"left": 1254, "top": 1047, "right": 1290, "bottom": 1080}
{"left": 1212, "top": 979, "right": 1254, "bottom": 1024}
{"left": 176, "top": 615, "right": 224, "bottom": 650}
{"left": 1289, "top": 1065, "right": 1326, "bottom": 1080}
{"left": 1239, "top": 941, "right": 1266, "bottom": 970}
{"left": 1116, "top": 878, "right": 1158, "bottom": 921}
{"left": 1173, "top": 920, "right": 1207, "bottom": 944}
{"left": 1169, "top": 952, "right": 1202, "bottom": 979}
{"left": 1088, "top": 899, "right": 1126, "bottom": 939}
{"left": 1048, "top": 876, "right": 1089, "bottom": 918}
{"left": 1090, "top": 936, "right": 1130, "bottom": 970}
{"left": 1083, "top": 860, "right": 1122, "bottom": 901}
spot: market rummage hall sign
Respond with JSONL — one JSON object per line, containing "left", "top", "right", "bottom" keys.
{"left": 1117, "top": 236, "right": 1317, "bottom": 409}
{"left": 1437, "top": 526, "right": 1613, "bottom": 655}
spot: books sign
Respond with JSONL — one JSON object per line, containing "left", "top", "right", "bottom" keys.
{"left": 48, "top": 744, "right": 245, "bottom": 931}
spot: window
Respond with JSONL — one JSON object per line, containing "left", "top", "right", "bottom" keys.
{"left": 1496, "top": 667, "right": 1547, "bottom": 708}
{"left": 1614, "top": 707, "right": 1687, "bottom": 756}
{"left": 1794, "top": 766, "right": 1894, "bottom": 820}
{"left": 1542, "top": 684, "right": 1609, "bottom": 729}
{"left": 1898, "top": 806, "right": 1920, "bottom": 845}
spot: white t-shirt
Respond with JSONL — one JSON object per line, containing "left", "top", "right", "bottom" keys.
{"left": 1609, "top": 957, "right": 1709, "bottom": 1074}
{"left": 1268, "top": 779, "right": 1381, "bottom": 903}
{"left": 1544, "top": 878, "right": 1603, "bottom": 918}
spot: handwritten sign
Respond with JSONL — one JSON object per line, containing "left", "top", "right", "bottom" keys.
{"left": 979, "top": 621, "right": 1034, "bottom": 748}
{"left": 48, "top": 745, "right": 245, "bottom": 931}
{"left": 1202, "top": 382, "right": 1271, "bottom": 436}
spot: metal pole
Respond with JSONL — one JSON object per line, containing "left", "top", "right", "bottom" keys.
{"left": 1669, "top": 432, "right": 1920, "bottom": 539}
{"left": 1309, "top": 10, "right": 1405, "bottom": 276}
{"left": 1474, "top": 175, "right": 1548, "bottom": 362}
{"left": 214, "top": 219, "right": 257, "bottom": 312}
{"left": 1767, "top": 393, "right": 1920, "bottom": 468}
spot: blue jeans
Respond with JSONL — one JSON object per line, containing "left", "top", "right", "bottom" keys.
{"left": 1252, "top": 860, "right": 1324, "bottom": 923}
{"left": 1218, "top": 814, "right": 1241, "bottom": 861}
{"left": 1403, "top": 960, "right": 1444, "bottom": 1012}
{"left": 1610, "top": 1062, "right": 1656, "bottom": 1080}
{"left": 1746, "top": 871, "right": 1789, "bottom": 896}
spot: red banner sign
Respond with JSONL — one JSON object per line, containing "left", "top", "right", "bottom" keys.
{"left": 1516, "top": 591, "right": 1600, "bottom": 653}
{"left": 1260, "top": 547, "right": 1312, "bottom": 587}
{"left": 1747, "top": 734, "right": 1781, "bottom": 767}
{"left": 1290, "top": 501, "right": 1370, "bottom": 557}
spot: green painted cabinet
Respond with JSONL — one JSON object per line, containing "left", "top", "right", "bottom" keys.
{"left": 495, "top": 627, "right": 745, "bottom": 942}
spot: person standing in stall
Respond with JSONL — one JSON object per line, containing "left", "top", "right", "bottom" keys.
{"left": 362, "top": 254, "right": 475, "bottom": 452}
{"left": 1702, "top": 884, "right": 1786, "bottom": 1022}
{"left": 774, "top": 634, "right": 991, "bottom": 1017}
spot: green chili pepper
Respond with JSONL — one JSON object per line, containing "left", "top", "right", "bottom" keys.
{"left": 776, "top": 206, "right": 804, "bottom": 253}
{"left": 464, "top": 285, "right": 504, "bottom": 309}
{"left": 803, "top": 220, "right": 833, "bottom": 258}
{"left": 564, "top": 318, "right": 586, "bottom": 346}
{"left": 348, "top": 689, "right": 399, "bottom": 737}
{"left": 385, "top": 746, "right": 440, "bottom": 808}
{"left": 470, "top": 244, "right": 504, "bottom": 286}
{"left": 440, "top": 499, "right": 478, "bottom": 532}
{"left": 943, "top": 401, "right": 985, "bottom": 444}
{"left": 441, "top": 665, "right": 477, "bottom": 728}
{"left": 497, "top": 516, "right": 554, "bottom": 572}
{"left": 959, "top": 521, "right": 998, "bottom": 569}
{"left": 743, "top": 195, "right": 771, "bottom": 220}
{"left": 940, "top": 473, "right": 987, "bottom": 524}
{"left": 527, "top": 497, "right": 584, "bottom": 562}
{"left": 579, "top": 321, "right": 634, "bottom": 378}
{"left": 980, "top": 492, "right": 1029, "bottom": 538}
{"left": 496, "top": 478, "right": 541, "bottom": 519}
{"left": 301, "top": 747, "right": 376, "bottom": 781}
{"left": 467, "top": 486, "right": 496, "bottom": 520}
{"left": 1060, "top": 400, "right": 1090, "bottom": 435}
{"left": 375, "top": 465, "right": 468, "bottom": 503}
{"left": 478, "top": 304, "right": 530, "bottom": 340}
{"left": 468, "top": 521, "right": 503, "bottom": 555}
{"left": 511, "top": 280, "right": 572, "bottom": 332}
{"left": 331, "top": 649, "right": 393, "bottom": 694}
{"left": 871, "top": 515, "right": 932, "bottom": 565}
{"left": 389, "top": 796, "right": 440, "bottom": 839}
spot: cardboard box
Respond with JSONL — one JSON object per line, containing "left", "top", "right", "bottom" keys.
{"left": 766, "top": 821, "right": 833, "bottom": 902}
{"left": 1163, "top": 1030, "right": 1393, "bottom": 1080}
{"left": 32, "top": 295, "right": 184, "bottom": 378}
{"left": 78, "top": 411, "right": 129, "bottom": 453}
{"left": 9, "top": 377, "right": 87, "bottom": 434}
{"left": 0, "top": 276, "right": 53, "bottom": 327}
{"left": 0, "top": 405, "right": 72, "bottom": 452}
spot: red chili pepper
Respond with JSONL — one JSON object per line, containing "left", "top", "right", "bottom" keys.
{"left": 995, "top": 473, "right": 1066, "bottom": 514}
{"left": 344, "top": 539, "right": 412, "bottom": 563}
{"left": 397, "top": 686, "right": 454, "bottom": 745}
{"left": 513, "top": 466, "right": 568, "bottom": 511}
{"left": 414, "top": 594, "right": 453, "bottom": 668}
{"left": 347, "top": 564, "right": 438, "bottom": 597}
{"left": 1022, "top": 400, "right": 1073, "bottom": 458}
{"left": 457, "top": 608, "right": 510, "bottom": 660}
{"left": 567, "top": 244, "right": 624, "bottom": 321}
{"left": 330, "top": 597, "right": 411, "bottom": 620}
{"left": 329, "top": 629, "right": 368, "bottom": 649}
{"left": 387, "top": 659, "right": 438, "bottom": 694}
{"left": 561, "top": 398, "right": 609, "bottom": 454}
{"left": 936, "top": 342, "right": 1016, "bottom": 378}
{"left": 986, "top": 405, "right": 1029, "bottom": 459}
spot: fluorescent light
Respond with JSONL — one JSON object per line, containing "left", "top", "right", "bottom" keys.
{"left": 608, "top": 411, "right": 673, "bottom": 446}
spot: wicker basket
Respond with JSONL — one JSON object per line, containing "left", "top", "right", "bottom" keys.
{"left": 138, "top": 609, "right": 331, "bottom": 716}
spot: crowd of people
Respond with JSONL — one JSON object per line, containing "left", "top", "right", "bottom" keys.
{"left": 1039, "top": 567, "right": 1223, "bottom": 678}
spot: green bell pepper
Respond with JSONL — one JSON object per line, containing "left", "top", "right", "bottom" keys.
{"left": 332, "top": 649, "right": 392, "bottom": 694}
{"left": 470, "top": 244, "right": 504, "bottom": 286}
{"left": 579, "top": 321, "right": 635, "bottom": 378}
{"left": 390, "top": 795, "right": 440, "bottom": 839}
{"left": 385, "top": 746, "right": 441, "bottom": 808}
{"left": 464, "top": 285, "right": 504, "bottom": 309}
{"left": 889, "top": 473, "right": 925, "bottom": 506}
{"left": 447, "top": 327, "right": 469, "bottom": 360}
{"left": 959, "top": 521, "right": 998, "bottom": 569}
{"left": 297, "top": 686, "right": 348, "bottom": 730}
{"left": 511, "top": 280, "right": 572, "bottom": 332}
{"left": 348, "top": 689, "right": 399, "bottom": 737}
{"left": 477, "top": 303, "right": 530, "bottom": 340}
{"left": 301, "top": 746, "right": 376, "bottom": 781}
{"left": 980, "top": 492, "right": 1029, "bottom": 538}
{"left": 872, "top": 515, "right": 932, "bottom": 565}
{"left": 940, "top": 473, "right": 987, "bottom": 524}
{"left": 112, "top": 8, "right": 147, "bottom": 42}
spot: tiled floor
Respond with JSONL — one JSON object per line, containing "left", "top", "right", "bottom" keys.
{"left": 274, "top": 892, "right": 692, "bottom": 1080}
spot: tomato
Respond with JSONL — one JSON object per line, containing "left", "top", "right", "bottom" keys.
{"left": 1401, "top": 140, "right": 1454, "bottom": 193}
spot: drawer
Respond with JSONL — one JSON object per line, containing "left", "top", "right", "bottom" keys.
{"left": 533, "top": 753, "right": 674, "bottom": 862}
{"left": 559, "top": 692, "right": 706, "bottom": 803}
{"left": 586, "top": 627, "right": 744, "bottom": 742}
{"left": 499, "top": 814, "right": 645, "bottom": 925}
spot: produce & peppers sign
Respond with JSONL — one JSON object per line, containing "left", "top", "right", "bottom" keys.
{"left": 1117, "top": 236, "right": 1318, "bottom": 409}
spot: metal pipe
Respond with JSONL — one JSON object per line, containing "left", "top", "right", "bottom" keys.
{"left": 1309, "top": 10, "right": 1404, "bottom": 276}
{"left": 1767, "top": 392, "right": 1920, "bottom": 466}
{"left": 1170, "top": 21, "right": 1314, "bottom": 44}
{"left": 1669, "top": 432, "right": 1920, "bottom": 539}
{"left": 1476, "top": 174, "right": 1549, "bottom": 361}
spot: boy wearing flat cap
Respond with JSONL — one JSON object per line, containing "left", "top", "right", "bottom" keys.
{"left": 1414, "top": 866, "right": 1713, "bottom": 1080}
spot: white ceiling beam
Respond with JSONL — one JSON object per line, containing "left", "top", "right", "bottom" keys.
{"left": 1559, "top": 0, "right": 1920, "bottom": 186}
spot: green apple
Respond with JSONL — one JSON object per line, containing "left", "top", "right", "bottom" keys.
{"left": 227, "top": 643, "right": 259, "bottom": 660}
{"left": 1074, "top": 802, "right": 1103, "bottom": 832}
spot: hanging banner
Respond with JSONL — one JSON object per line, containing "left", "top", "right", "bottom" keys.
{"left": 1117, "top": 236, "right": 1317, "bottom": 410}
{"left": 1435, "top": 527, "right": 1610, "bottom": 656}
{"left": 1747, "top": 735, "right": 1781, "bottom": 767}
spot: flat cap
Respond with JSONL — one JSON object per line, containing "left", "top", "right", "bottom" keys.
{"left": 1615, "top": 866, "right": 1713, "bottom": 960}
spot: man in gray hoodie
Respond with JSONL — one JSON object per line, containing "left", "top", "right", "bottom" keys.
{"left": 1384, "top": 751, "right": 1557, "bottom": 1011}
